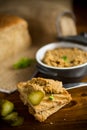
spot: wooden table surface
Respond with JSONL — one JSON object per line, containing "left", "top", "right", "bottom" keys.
{"left": 0, "top": 78, "right": 87, "bottom": 130}
{"left": 0, "top": 4, "right": 87, "bottom": 130}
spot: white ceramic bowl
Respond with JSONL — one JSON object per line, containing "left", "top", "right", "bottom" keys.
{"left": 36, "top": 42, "right": 87, "bottom": 83}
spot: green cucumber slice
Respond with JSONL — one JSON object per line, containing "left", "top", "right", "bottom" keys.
{"left": 1, "top": 100, "right": 14, "bottom": 117}
{"left": 28, "top": 91, "right": 44, "bottom": 106}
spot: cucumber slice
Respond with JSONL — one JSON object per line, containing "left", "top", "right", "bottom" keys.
{"left": 28, "top": 91, "right": 44, "bottom": 106}
{"left": 3, "top": 112, "right": 18, "bottom": 121}
{"left": 1, "top": 100, "right": 14, "bottom": 117}
{"left": 11, "top": 116, "right": 24, "bottom": 126}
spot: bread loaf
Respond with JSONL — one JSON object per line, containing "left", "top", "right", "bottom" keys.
{"left": 0, "top": 14, "right": 31, "bottom": 61}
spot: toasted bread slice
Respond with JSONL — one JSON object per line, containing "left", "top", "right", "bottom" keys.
{"left": 17, "top": 77, "right": 72, "bottom": 122}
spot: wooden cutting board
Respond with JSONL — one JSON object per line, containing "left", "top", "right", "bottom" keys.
{"left": 0, "top": 76, "right": 87, "bottom": 130}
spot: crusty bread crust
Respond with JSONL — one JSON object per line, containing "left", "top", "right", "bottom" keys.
{"left": 0, "top": 14, "right": 27, "bottom": 29}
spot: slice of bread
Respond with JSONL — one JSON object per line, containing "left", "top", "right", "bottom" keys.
{"left": 17, "top": 77, "right": 72, "bottom": 122}
{"left": 0, "top": 14, "right": 31, "bottom": 61}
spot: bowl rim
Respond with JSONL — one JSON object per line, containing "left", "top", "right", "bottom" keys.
{"left": 36, "top": 42, "right": 87, "bottom": 70}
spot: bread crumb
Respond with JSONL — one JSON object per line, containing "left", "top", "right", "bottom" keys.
{"left": 50, "top": 122, "right": 54, "bottom": 125}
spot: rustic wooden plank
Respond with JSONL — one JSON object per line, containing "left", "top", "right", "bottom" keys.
{"left": 0, "top": 85, "right": 87, "bottom": 130}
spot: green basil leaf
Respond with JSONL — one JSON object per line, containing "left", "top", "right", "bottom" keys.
{"left": 62, "top": 56, "right": 67, "bottom": 61}
{"left": 13, "top": 58, "right": 36, "bottom": 69}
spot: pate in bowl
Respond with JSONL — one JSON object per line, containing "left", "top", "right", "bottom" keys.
{"left": 36, "top": 42, "right": 87, "bottom": 83}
